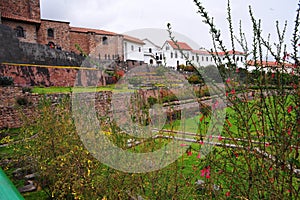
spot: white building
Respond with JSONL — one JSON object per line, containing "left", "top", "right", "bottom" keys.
{"left": 215, "top": 50, "right": 246, "bottom": 68}
{"left": 161, "top": 40, "right": 193, "bottom": 69}
{"left": 123, "top": 35, "right": 145, "bottom": 66}
{"left": 142, "top": 38, "right": 163, "bottom": 66}
{"left": 191, "top": 49, "right": 215, "bottom": 67}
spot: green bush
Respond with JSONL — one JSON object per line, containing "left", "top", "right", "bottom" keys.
{"left": 16, "top": 97, "right": 31, "bottom": 106}
{"left": 147, "top": 96, "right": 158, "bottom": 106}
{"left": 0, "top": 76, "right": 14, "bottom": 86}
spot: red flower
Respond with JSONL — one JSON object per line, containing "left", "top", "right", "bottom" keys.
{"left": 226, "top": 77, "right": 231, "bottom": 83}
{"left": 287, "top": 106, "right": 293, "bottom": 114}
{"left": 271, "top": 73, "right": 275, "bottom": 78}
{"left": 225, "top": 92, "right": 229, "bottom": 97}
{"left": 199, "top": 141, "right": 204, "bottom": 145}
{"left": 226, "top": 191, "right": 230, "bottom": 197}
{"left": 212, "top": 100, "right": 219, "bottom": 110}
{"left": 197, "top": 153, "right": 201, "bottom": 159}
{"left": 231, "top": 89, "right": 236, "bottom": 95}
{"left": 180, "top": 143, "right": 187, "bottom": 147}
{"left": 234, "top": 151, "right": 238, "bottom": 158}
{"left": 200, "top": 166, "right": 211, "bottom": 179}
{"left": 187, "top": 151, "right": 192, "bottom": 156}
{"left": 218, "top": 135, "right": 223, "bottom": 141}
{"left": 265, "top": 142, "right": 270, "bottom": 147}
{"left": 287, "top": 128, "right": 291, "bottom": 135}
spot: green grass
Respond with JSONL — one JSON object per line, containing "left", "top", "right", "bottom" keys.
{"left": 31, "top": 84, "right": 135, "bottom": 94}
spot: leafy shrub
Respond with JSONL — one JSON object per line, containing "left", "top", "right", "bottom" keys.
{"left": 147, "top": 96, "right": 158, "bottom": 106}
{"left": 22, "top": 87, "right": 32, "bottom": 93}
{"left": 0, "top": 76, "right": 14, "bottom": 86}
{"left": 16, "top": 97, "right": 31, "bottom": 106}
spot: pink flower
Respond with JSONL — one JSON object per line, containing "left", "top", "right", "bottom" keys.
{"left": 226, "top": 191, "right": 231, "bottom": 197}
{"left": 269, "top": 167, "right": 273, "bottom": 171}
{"left": 226, "top": 78, "right": 231, "bottom": 83}
{"left": 287, "top": 106, "right": 293, "bottom": 114}
{"left": 180, "top": 144, "right": 187, "bottom": 147}
{"left": 234, "top": 152, "right": 238, "bottom": 158}
{"left": 187, "top": 151, "right": 192, "bottom": 156}
{"left": 265, "top": 142, "right": 270, "bottom": 147}
{"left": 236, "top": 68, "right": 239, "bottom": 73}
{"left": 287, "top": 128, "right": 291, "bottom": 135}
{"left": 212, "top": 100, "right": 219, "bottom": 110}
{"left": 200, "top": 166, "right": 211, "bottom": 179}
{"left": 197, "top": 153, "right": 201, "bottom": 159}
{"left": 225, "top": 92, "right": 229, "bottom": 97}
{"left": 231, "top": 89, "right": 236, "bottom": 95}
{"left": 218, "top": 135, "right": 223, "bottom": 141}
{"left": 271, "top": 73, "right": 275, "bottom": 78}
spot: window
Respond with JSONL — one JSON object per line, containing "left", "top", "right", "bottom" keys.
{"left": 241, "top": 57, "right": 243, "bottom": 62}
{"left": 206, "top": 57, "right": 208, "bottom": 61}
{"left": 104, "top": 54, "right": 107, "bottom": 60}
{"left": 237, "top": 57, "right": 239, "bottom": 61}
{"left": 166, "top": 45, "right": 169, "bottom": 51}
{"left": 197, "top": 56, "right": 199, "bottom": 62}
{"left": 47, "top": 28, "right": 54, "bottom": 38}
{"left": 108, "top": 55, "right": 110, "bottom": 60}
{"left": 15, "top": 26, "right": 25, "bottom": 38}
{"left": 192, "top": 56, "right": 194, "bottom": 61}
{"left": 211, "top": 57, "right": 213, "bottom": 61}
{"left": 102, "top": 36, "right": 108, "bottom": 45}
{"left": 175, "top": 52, "right": 178, "bottom": 58}
{"left": 139, "top": 47, "right": 141, "bottom": 52}
{"left": 149, "top": 48, "right": 152, "bottom": 53}
{"left": 202, "top": 56, "right": 204, "bottom": 61}
{"left": 131, "top": 45, "right": 134, "bottom": 51}
{"left": 171, "top": 52, "right": 173, "bottom": 58}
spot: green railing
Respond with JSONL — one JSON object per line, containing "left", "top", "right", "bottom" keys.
{"left": 0, "top": 168, "right": 24, "bottom": 200}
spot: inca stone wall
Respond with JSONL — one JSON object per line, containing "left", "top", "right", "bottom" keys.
{"left": 0, "top": 87, "right": 113, "bottom": 129}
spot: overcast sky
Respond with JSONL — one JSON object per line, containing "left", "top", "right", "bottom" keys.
{"left": 40, "top": 0, "right": 298, "bottom": 51}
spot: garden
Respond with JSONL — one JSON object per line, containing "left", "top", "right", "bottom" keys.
{"left": 1, "top": 0, "right": 300, "bottom": 199}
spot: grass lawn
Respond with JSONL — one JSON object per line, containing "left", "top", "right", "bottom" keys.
{"left": 32, "top": 84, "right": 134, "bottom": 94}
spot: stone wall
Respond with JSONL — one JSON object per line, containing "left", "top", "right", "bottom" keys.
{"left": 0, "top": 86, "right": 113, "bottom": 129}
{"left": 0, "top": 0, "right": 41, "bottom": 22}
{"left": 0, "top": 64, "right": 107, "bottom": 87}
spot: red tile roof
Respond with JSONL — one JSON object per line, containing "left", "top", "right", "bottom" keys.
{"left": 167, "top": 41, "right": 193, "bottom": 51}
{"left": 1, "top": 13, "right": 41, "bottom": 24}
{"left": 214, "top": 50, "right": 245, "bottom": 56}
{"left": 123, "top": 35, "right": 145, "bottom": 45}
{"left": 247, "top": 60, "right": 293, "bottom": 67}
{"left": 192, "top": 49, "right": 210, "bottom": 55}
{"left": 70, "top": 26, "right": 117, "bottom": 36}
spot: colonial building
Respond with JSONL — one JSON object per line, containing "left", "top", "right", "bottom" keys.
{"left": 142, "top": 38, "right": 163, "bottom": 66}
{"left": 123, "top": 35, "right": 145, "bottom": 68}
{"left": 0, "top": 0, "right": 41, "bottom": 43}
{"left": 0, "top": 0, "right": 143, "bottom": 67}
{"left": 162, "top": 40, "right": 193, "bottom": 69}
